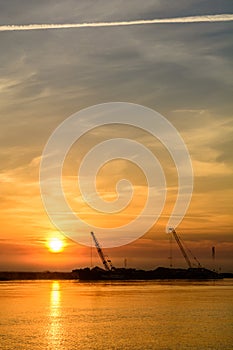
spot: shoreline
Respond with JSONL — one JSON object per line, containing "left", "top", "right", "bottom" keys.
{"left": 1, "top": 268, "right": 232, "bottom": 281}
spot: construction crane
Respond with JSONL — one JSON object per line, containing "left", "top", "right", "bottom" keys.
{"left": 91, "top": 232, "right": 114, "bottom": 271}
{"left": 169, "top": 228, "right": 192, "bottom": 268}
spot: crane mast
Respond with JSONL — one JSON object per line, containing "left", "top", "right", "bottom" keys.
{"left": 91, "top": 232, "right": 113, "bottom": 271}
{"left": 169, "top": 228, "right": 192, "bottom": 268}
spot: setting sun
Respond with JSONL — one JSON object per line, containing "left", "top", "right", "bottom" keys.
{"left": 47, "top": 238, "right": 64, "bottom": 253}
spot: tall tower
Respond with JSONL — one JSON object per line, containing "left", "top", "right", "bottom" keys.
{"left": 212, "top": 246, "right": 215, "bottom": 271}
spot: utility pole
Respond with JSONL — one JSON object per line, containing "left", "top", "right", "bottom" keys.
{"left": 212, "top": 246, "right": 215, "bottom": 272}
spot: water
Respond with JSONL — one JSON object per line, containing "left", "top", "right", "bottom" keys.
{"left": 0, "top": 280, "right": 232, "bottom": 350}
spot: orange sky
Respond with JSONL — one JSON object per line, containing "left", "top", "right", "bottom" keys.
{"left": 0, "top": 2, "right": 232, "bottom": 271}
{"left": 1, "top": 121, "right": 232, "bottom": 271}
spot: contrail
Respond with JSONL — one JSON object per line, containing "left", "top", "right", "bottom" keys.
{"left": 0, "top": 14, "right": 232, "bottom": 32}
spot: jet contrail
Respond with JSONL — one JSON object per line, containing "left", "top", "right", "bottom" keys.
{"left": 0, "top": 14, "right": 232, "bottom": 32}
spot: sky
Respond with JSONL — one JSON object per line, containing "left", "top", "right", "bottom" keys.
{"left": 0, "top": 0, "right": 233, "bottom": 272}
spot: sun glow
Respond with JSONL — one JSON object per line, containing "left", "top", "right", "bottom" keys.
{"left": 47, "top": 237, "right": 64, "bottom": 253}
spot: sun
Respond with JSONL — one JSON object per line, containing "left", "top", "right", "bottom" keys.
{"left": 47, "top": 237, "right": 64, "bottom": 253}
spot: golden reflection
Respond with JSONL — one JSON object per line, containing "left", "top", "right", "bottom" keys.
{"left": 48, "top": 281, "right": 62, "bottom": 349}
{"left": 51, "top": 281, "right": 60, "bottom": 307}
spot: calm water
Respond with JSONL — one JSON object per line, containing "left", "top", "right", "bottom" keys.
{"left": 0, "top": 280, "right": 232, "bottom": 350}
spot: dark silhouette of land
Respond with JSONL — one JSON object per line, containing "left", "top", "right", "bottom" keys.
{"left": 74, "top": 266, "right": 225, "bottom": 280}
{"left": 0, "top": 267, "right": 232, "bottom": 281}
{"left": 0, "top": 271, "right": 78, "bottom": 281}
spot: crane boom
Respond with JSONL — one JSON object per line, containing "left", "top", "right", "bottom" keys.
{"left": 170, "top": 228, "right": 192, "bottom": 268}
{"left": 91, "top": 232, "right": 112, "bottom": 271}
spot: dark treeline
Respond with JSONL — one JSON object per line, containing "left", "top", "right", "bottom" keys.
{"left": 1, "top": 268, "right": 232, "bottom": 281}
{"left": 0, "top": 271, "right": 79, "bottom": 281}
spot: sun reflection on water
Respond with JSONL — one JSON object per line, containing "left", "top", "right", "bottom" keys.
{"left": 51, "top": 281, "right": 60, "bottom": 307}
{"left": 48, "top": 281, "right": 62, "bottom": 349}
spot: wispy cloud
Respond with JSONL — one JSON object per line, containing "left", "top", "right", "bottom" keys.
{"left": 0, "top": 14, "right": 232, "bottom": 32}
